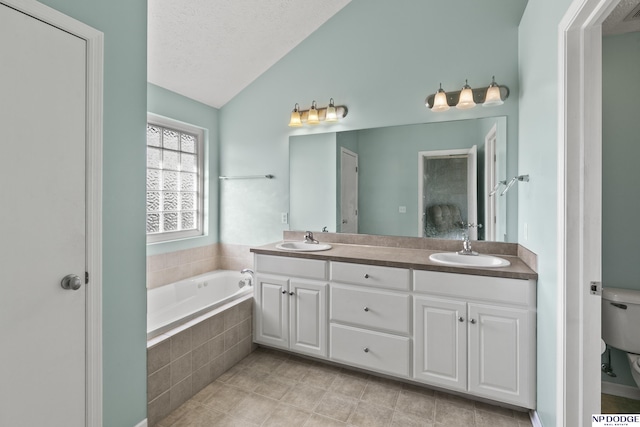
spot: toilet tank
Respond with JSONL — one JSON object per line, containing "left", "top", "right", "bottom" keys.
{"left": 602, "top": 287, "right": 640, "bottom": 354}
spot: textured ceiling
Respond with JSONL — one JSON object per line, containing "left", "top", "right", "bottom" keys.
{"left": 148, "top": 0, "right": 352, "bottom": 108}
{"left": 603, "top": 0, "right": 640, "bottom": 35}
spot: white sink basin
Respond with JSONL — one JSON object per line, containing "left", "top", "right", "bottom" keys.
{"left": 276, "top": 241, "right": 332, "bottom": 252}
{"left": 429, "top": 252, "right": 510, "bottom": 268}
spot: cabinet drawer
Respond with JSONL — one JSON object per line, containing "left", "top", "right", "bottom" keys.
{"left": 255, "top": 254, "right": 327, "bottom": 280}
{"left": 330, "top": 324, "right": 410, "bottom": 377}
{"left": 331, "top": 284, "right": 410, "bottom": 334}
{"left": 413, "top": 270, "right": 535, "bottom": 307}
{"left": 330, "top": 262, "right": 410, "bottom": 290}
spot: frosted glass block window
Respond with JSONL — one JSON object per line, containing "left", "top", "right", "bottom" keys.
{"left": 146, "top": 114, "right": 205, "bottom": 243}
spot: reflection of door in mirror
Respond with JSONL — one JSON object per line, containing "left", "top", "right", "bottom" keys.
{"left": 340, "top": 148, "right": 358, "bottom": 233}
{"left": 485, "top": 125, "right": 497, "bottom": 241}
{"left": 483, "top": 123, "right": 507, "bottom": 242}
{"left": 418, "top": 146, "right": 478, "bottom": 240}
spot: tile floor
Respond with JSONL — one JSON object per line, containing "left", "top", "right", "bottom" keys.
{"left": 602, "top": 393, "right": 640, "bottom": 413}
{"left": 157, "top": 347, "right": 532, "bottom": 427}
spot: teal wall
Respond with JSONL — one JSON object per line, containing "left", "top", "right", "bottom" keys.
{"left": 147, "top": 83, "right": 220, "bottom": 256}
{"left": 37, "top": 0, "right": 148, "bottom": 425}
{"left": 219, "top": 0, "right": 526, "bottom": 246}
{"left": 601, "top": 32, "right": 640, "bottom": 388}
{"left": 518, "top": 0, "right": 573, "bottom": 425}
{"left": 353, "top": 118, "right": 507, "bottom": 237}
{"left": 289, "top": 133, "right": 337, "bottom": 231}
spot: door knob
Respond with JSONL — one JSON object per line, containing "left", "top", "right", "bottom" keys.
{"left": 61, "top": 274, "right": 82, "bottom": 291}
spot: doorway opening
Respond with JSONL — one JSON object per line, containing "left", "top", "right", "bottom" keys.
{"left": 418, "top": 146, "right": 477, "bottom": 240}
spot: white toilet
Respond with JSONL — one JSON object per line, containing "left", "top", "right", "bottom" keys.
{"left": 602, "top": 287, "right": 640, "bottom": 387}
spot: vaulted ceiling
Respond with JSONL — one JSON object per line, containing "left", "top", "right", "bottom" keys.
{"left": 148, "top": 0, "right": 352, "bottom": 108}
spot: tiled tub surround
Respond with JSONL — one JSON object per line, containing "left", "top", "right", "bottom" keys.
{"left": 147, "top": 296, "right": 254, "bottom": 426}
{"left": 147, "top": 243, "right": 254, "bottom": 289}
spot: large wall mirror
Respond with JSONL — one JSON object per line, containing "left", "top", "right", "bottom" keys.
{"left": 289, "top": 117, "right": 513, "bottom": 242}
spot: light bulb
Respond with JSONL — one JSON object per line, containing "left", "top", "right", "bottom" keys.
{"left": 325, "top": 98, "right": 338, "bottom": 122}
{"left": 456, "top": 80, "right": 476, "bottom": 110}
{"left": 307, "top": 101, "right": 320, "bottom": 125}
{"left": 431, "top": 84, "right": 450, "bottom": 112}
{"left": 288, "top": 104, "right": 302, "bottom": 127}
{"left": 483, "top": 77, "right": 504, "bottom": 107}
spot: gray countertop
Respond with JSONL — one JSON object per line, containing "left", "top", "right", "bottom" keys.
{"left": 250, "top": 242, "right": 538, "bottom": 281}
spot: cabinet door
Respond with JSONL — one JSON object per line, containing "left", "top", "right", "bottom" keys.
{"left": 289, "top": 279, "right": 327, "bottom": 357}
{"left": 413, "top": 296, "right": 467, "bottom": 391}
{"left": 255, "top": 275, "right": 289, "bottom": 349}
{"left": 468, "top": 303, "right": 533, "bottom": 408}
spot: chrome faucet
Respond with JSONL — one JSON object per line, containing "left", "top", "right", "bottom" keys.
{"left": 458, "top": 222, "right": 480, "bottom": 256}
{"left": 304, "top": 231, "right": 319, "bottom": 244}
{"left": 240, "top": 268, "right": 254, "bottom": 287}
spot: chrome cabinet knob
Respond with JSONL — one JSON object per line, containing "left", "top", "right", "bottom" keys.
{"left": 289, "top": 291, "right": 294, "bottom": 296}
{"left": 469, "top": 318, "right": 476, "bottom": 324}
{"left": 364, "top": 274, "right": 370, "bottom": 279}
{"left": 281, "top": 290, "right": 287, "bottom": 294}
{"left": 363, "top": 347, "right": 370, "bottom": 353}
{"left": 364, "top": 306, "right": 369, "bottom": 312}
{"left": 458, "top": 316, "right": 464, "bottom": 322}
{"left": 61, "top": 274, "right": 82, "bottom": 291}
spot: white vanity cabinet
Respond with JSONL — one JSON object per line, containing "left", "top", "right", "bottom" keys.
{"left": 329, "top": 262, "right": 412, "bottom": 377}
{"left": 413, "top": 270, "right": 536, "bottom": 409}
{"left": 252, "top": 249, "right": 537, "bottom": 410}
{"left": 254, "top": 255, "right": 328, "bottom": 357}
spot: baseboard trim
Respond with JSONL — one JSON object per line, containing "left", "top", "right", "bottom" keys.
{"left": 133, "top": 419, "right": 147, "bottom": 427}
{"left": 602, "top": 381, "right": 640, "bottom": 400}
{"left": 530, "top": 410, "right": 543, "bottom": 427}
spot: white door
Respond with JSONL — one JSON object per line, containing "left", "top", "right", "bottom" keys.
{"left": 467, "top": 303, "right": 532, "bottom": 407}
{"left": 289, "top": 279, "right": 327, "bottom": 357}
{"left": 0, "top": 4, "right": 87, "bottom": 426}
{"left": 254, "top": 275, "right": 289, "bottom": 349}
{"left": 340, "top": 148, "right": 358, "bottom": 233}
{"left": 413, "top": 296, "right": 467, "bottom": 391}
{"left": 466, "top": 145, "right": 478, "bottom": 239}
{"left": 484, "top": 127, "right": 497, "bottom": 241}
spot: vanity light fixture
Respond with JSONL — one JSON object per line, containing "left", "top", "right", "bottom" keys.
{"left": 425, "top": 77, "right": 510, "bottom": 112}
{"left": 325, "top": 98, "right": 338, "bottom": 122}
{"left": 483, "top": 76, "right": 504, "bottom": 107}
{"left": 456, "top": 80, "right": 476, "bottom": 110}
{"left": 431, "top": 84, "right": 450, "bottom": 112}
{"left": 287, "top": 99, "right": 348, "bottom": 127}
{"left": 307, "top": 101, "right": 320, "bottom": 125}
{"left": 289, "top": 103, "right": 303, "bottom": 127}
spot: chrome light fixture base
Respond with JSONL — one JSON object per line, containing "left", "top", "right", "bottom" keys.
{"left": 425, "top": 83, "right": 509, "bottom": 110}
{"left": 288, "top": 100, "right": 348, "bottom": 127}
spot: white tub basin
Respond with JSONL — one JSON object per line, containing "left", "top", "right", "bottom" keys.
{"left": 429, "top": 252, "right": 510, "bottom": 268}
{"left": 276, "top": 241, "right": 332, "bottom": 252}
